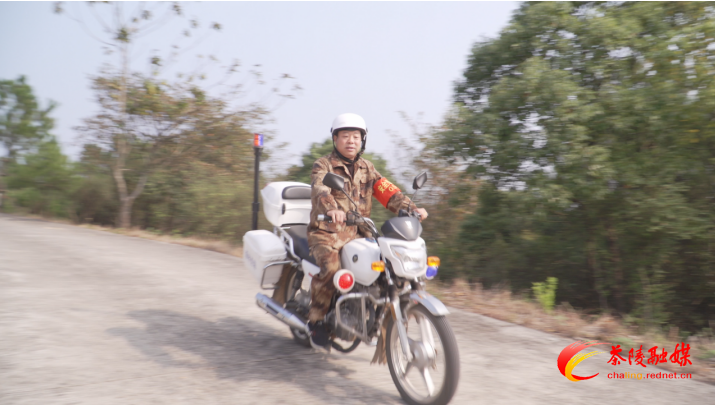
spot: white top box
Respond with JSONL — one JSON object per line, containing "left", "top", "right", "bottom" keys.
{"left": 261, "top": 181, "right": 312, "bottom": 226}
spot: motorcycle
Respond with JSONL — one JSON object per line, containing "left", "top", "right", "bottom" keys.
{"left": 243, "top": 171, "right": 460, "bottom": 405}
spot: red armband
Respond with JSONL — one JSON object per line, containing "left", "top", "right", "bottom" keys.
{"left": 373, "top": 177, "right": 400, "bottom": 208}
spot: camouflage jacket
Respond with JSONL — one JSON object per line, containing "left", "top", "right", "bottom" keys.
{"left": 307, "top": 151, "right": 416, "bottom": 251}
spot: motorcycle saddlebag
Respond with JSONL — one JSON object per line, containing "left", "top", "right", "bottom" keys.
{"left": 243, "top": 230, "right": 287, "bottom": 288}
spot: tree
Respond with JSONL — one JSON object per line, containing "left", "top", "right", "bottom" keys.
{"left": 431, "top": 2, "right": 715, "bottom": 329}
{"left": 56, "top": 2, "right": 298, "bottom": 227}
{"left": 0, "top": 76, "right": 55, "bottom": 160}
{"left": 0, "top": 76, "right": 56, "bottom": 209}
{"left": 390, "top": 115, "right": 483, "bottom": 280}
{"left": 54, "top": 2, "right": 222, "bottom": 228}
{"left": 5, "top": 137, "right": 76, "bottom": 218}
{"left": 128, "top": 111, "right": 273, "bottom": 239}
{"left": 76, "top": 74, "right": 265, "bottom": 228}
{"left": 71, "top": 144, "right": 118, "bottom": 225}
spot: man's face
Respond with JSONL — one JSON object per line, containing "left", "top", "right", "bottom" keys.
{"left": 333, "top": 129, "right": 363, "bottom": 160}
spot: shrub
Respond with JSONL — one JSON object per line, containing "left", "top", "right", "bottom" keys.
{"left": 532, "top": 277, "right": 558, "bottom": 314}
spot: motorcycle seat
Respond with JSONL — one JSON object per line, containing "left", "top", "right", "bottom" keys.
{"left": 283, "top": 224, "right": 317, "bottom": 266}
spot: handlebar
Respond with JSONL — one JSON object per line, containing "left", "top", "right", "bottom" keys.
{"left": 317, "top": 213, "right": 364, "bottom": 226}
{"left": 398, "top": 209, "right": 422, "bottom": 220}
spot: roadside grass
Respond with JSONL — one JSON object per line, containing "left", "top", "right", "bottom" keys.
{"left": 5, "top": 212, "right": 714, "bottom": 384}
{"left": 2, "top": 211, "right": 243, "bottom": 257}
{"left": 79, "top": 223, "right": 244, "bottom": 257}
{"left": 427, "top": 279, "right": 715, "bottom": 384}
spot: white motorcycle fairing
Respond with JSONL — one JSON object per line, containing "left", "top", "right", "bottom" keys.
{"left": 339, "top": 238, "right": 381, "bottom": 286}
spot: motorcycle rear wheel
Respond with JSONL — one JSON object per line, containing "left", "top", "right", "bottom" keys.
{"left": 386, "top": 305, "right": 460, "bottom": 405}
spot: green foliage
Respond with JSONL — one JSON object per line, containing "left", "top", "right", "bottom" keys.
{"left": 532, "top": 277, "right": 558, "bottom": 314}
{"left": 4, "top": 137, "right": 76, "bottom": 218}
{"left": 140, "top": 111, "right": 276, "bottom": 236}
{"left": 425, "top": 2, "right": 715, "bottom": 331}
{"left": 77, "top": 110, "right": 273, "bottom": 236}
{"left": 72, "top": 174, "right": 118, "bottom": 225}
{"left": 3, "top": 137, "right": 117, "bottom": 223}
{"left": 284, "top": 138, "right": 334, "bottom": 184}
{"left": 3, "top": 119, "right": 273, "bottom": 235}
{"left": 76, "top": 72, "right": 270, "bottom": 228}
{"left": 7, "top": 137, "right": 72, "bottom": 189}
{"left": 55, "top": 2, "right": 298, "bottom": 229}
{"left": 132, "top": 153, "right": 272, "bottom": 241}
{"left": 697, "top": 349, "right": 715, "bottom": 361}
{"left": 611, "top": 336, "right": 638, "bottom": 354}
{"left": 70, "top": 144, "right": 119, "bottom": 225}
{"left": 0, "top": 76, "right": 55, "bottom": 161}
{"left": 1, "top": 76, "right": 270, "bottom": 235}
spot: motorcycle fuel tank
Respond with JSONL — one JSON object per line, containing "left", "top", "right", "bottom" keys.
{"left": 340, "top": 238, "right": 381, "bottom": 286}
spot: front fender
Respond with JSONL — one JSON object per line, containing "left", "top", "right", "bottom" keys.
{"left": 409, "top": 291, "right": 450, "bottom": 316}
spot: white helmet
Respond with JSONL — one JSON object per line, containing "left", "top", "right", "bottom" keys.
{"left": 330, "top": 113, "right": 368, "bottom": 161}
{"left": 331, "top": 113, "right": 368, "bottom": 136}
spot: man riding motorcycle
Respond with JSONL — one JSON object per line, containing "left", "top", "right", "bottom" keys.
{"left": 306, "top": 113, "right": 429, "bottom": 350}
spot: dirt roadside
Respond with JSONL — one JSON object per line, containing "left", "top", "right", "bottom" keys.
{"left": 427, "top": 280, "right": 715, "bottom": 385}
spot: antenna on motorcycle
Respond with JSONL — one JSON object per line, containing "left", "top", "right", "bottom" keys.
{"left": 408, "top": 171, "right": 428, "bottom": 214}
{"left": 322, "top": 173, "right": 359, "bottom": 211}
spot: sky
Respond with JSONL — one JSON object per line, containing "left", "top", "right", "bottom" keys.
{"left": 0, "top": 1, "right": 519, "bottom": 175}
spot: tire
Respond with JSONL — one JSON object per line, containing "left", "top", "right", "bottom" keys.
{"left": 386, "top": 304, "right": 460, "bottom": 405}
{"left": 283, "top": 267, "right": 311, "bottom": 348}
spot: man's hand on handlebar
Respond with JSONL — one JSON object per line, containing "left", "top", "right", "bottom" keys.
{"left": 326, "top": 209, "right": 346, "bottom": 224}
{"left": 321, "top": 208, "right": 427, "bottom": 224}
{"left": 414, "top": 207, "right": 428, "bottom": 222}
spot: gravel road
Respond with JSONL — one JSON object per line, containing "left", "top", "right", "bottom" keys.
{"left": 1, "top": 213, "right": 713, "bottom": 404}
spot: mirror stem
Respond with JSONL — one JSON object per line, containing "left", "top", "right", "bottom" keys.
{"left": 409, "top": 189, "right": 420, "bottom": 214}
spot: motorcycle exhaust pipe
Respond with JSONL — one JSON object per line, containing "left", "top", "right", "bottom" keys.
{"left": 255, "top": 293, "right": 308, "bottom": 331}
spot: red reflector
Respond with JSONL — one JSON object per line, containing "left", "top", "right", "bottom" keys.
{"left": 338, "top": 273, "right": 354, "bottom": 290}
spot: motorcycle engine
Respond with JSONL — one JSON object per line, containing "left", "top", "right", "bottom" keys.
{"left": 327, "top": 292, "right": 376, "bottom": 341}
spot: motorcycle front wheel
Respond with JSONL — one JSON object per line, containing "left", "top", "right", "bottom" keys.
{"left": 386, "top": 304, "right": 460, "bottom": 405}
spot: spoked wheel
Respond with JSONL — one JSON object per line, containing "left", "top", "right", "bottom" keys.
{"left": 284, "top": 267, "right": 311, "bottom": 347}
{"left": 386, "top": 305, "right": 460, "bottom": 405}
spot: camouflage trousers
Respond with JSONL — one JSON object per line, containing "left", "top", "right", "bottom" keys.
{"left": 308, "top": 244, "right": 342, "bottom": 322}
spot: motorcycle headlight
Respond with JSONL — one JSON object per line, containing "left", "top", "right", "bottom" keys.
{"left": 391, "top": 246, "right": 426, "bottom": 274}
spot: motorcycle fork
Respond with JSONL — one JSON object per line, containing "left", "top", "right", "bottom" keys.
{"left": 387, "top": 276, "right": 413, "bottom": 362}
